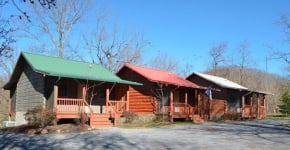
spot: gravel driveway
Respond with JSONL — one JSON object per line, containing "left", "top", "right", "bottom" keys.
{"left": 1, "top": 120, "right": 289, "bottom": 150}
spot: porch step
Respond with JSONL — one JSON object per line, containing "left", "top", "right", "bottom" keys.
{"left": 191, "top": 115, "right": 204, "bottom": 123}
{"left": 91, "top": 114, "right": 113, "bottom": 128}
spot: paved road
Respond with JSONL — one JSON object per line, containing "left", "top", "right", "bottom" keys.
{"left": 1, "top": 120, "right": 290, "bottom": 150}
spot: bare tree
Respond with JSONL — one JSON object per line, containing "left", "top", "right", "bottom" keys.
{"left": 26, "top": 0, "right": 88, "bottom": 57}
{"left": 274, "top": 15, "right": 290, "bottom": 73}
{"left": 280, "top": 14, "right": 290, "bottom": 43}
{"left": 0, "top": 20, "right": 14, "bottom": 58}
{"left": 147, "top": 52, "right": 179, "bottom": 72}
{"left": 84, "top": 12, "right": 148, "bottom": 72}
{"left": 0, "top": 0, "right": 59, "bottom": 84}
{"left": 237, "top": 41, "right": 251, "bottom": 85}
{"left": 151, "top": 83, "right": 170, "bottom": 121}
{"left": 179, "top": 63, "right": 194, "bottom": 77}
{"left": 0, "top": 53, "right": 16, "bottom": 79}
{"left": 0, "top": 1, "right": 16, "bottom": 59}
{"left": 0, "top": 0, "right": 56, "bottom": 59}
{"left": 209, "top": 42, "right": 228, "bottom": 75}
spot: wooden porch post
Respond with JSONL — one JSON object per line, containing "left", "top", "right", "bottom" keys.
{"left": 250, "top": 96, "right": 253, "bottom": 117}
{"left": 106, "top": 88, "right": 109, "bottom": 113}
{"left": 82, "top": 86, "right": 86, "bottom": 99}
{"left": 170, "top": 91, "right": 174, "bottom": 122}
{"left": 185, "top": 92, "right": 188, "bottom": 105}
{"left": 263, "top": 96, "right": 266, "bottom": 119}
{"left": 53, "top": 85, "right": 58, "bottom": 125}
{"left": 185, "top": 91, "right": 188, "bottom": 119}
{"left": 54, "top": 85, "right": 58, "bottom": 112}
{"left": 209, "top": 96, "right": 211, "bottom": 120}
{"left": 197, "top": 91, "right": 201, "bottom": 115}
{"left": 257, "top": 94, "right": 260, "bottom": 119}
{"left": 242, "top": 96, "right": 245, "bottom": 118}
{"left": 126, "top": 90, "right": 130, "bottom": 111}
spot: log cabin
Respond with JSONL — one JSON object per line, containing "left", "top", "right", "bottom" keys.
{"left": 187, "top": 72, "right": 270, "bottom": 120}
{"left": 3, "top": 52, "right": 141, "bottom": 127}
{"left": 116, "top": 64, "right": 205, "bottom": 122}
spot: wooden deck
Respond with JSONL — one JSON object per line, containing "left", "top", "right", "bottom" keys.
{"left": 55, "top": 98, "right": 127, "bottom": 128}
{"left": 160, "top": 102, "right": 203, "bottom": 123}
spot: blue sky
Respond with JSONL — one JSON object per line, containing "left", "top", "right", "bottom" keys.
{"left": 2, "top": 0, "right": 290, "bottom": 77}
{"left": 104, "top": 0, "right": 290, "bottom": 76}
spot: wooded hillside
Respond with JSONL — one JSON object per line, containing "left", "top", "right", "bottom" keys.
{"left": 205, "top": 66, "right": 290, "bottom": 113}
{"left": 0, "top": 78, "right": 9, "bottom": 125}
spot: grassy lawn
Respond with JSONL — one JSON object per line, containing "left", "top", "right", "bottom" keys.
{"left": 118, "top": 121, "right": 197, "bottom": 128}
{"left": 266, "top": 114, "right": 290, "bottom": 120}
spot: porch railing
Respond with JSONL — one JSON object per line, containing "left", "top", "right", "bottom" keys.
{"left": 259, "top": 106, "right": 266, "bottom": 119}
{"left": 155, "top": 103, "right": 194, "bottom": 115}
{"left": 173, "top": 102, "right": 194, "bottom": 115}
{"left": 243, "top": 105, "right": 252, "bottom": 118}
{"left": 56, "top": 98, "right": 93, "bottom": 114}
{"left": 243, "top": 105, "right": 266, "bottom": 119}
{"left": 108, "top": 100, "right": 127, "bottom": 114}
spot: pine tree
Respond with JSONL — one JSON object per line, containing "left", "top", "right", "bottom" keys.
{"left": 278, "top": 89, "right": 290, "bottom": 115}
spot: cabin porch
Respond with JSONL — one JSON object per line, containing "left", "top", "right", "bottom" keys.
{"left": 156, "top": 89, "right": 203, "bottom": 123}
{"left": 242, "top": 93, "right": 266, "bottom": 119}
{"left": 53, "top": 85, "right": 129, "bottom": 128}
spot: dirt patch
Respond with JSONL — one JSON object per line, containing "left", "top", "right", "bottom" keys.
{"left": 0, "top": 124, "right": 90, "bottom": 135}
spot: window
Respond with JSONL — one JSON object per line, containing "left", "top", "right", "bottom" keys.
{"left": 228, "top": 93, "right": 239, "bottom": 109}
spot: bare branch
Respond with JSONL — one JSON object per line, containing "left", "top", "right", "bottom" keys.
{"left": 209, "top": 42, "right": 228, "bottom": 75}
{"left": 26, "top": 0, "right": 87, "bottom": 57}
{"left": 148, "top": 52, "right": 179, "bottom": 72}
{"left": 84, "top": 12, "right": 148, "bottom": 72}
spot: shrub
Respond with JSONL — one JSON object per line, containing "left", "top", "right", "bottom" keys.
{"left": 24, "top": 105, "right": 55, "bottom": 127}
{"left": 123, "top": 111, "right": 138, "bottom": 123}
{"left": 222, "top": 112, "right": 241, "bottom": 121}
{"left": 74, "top": 112, "right": 88, "bottom": 126}
{"left": 154, "top": 114, "right": 169, "bottom": 122}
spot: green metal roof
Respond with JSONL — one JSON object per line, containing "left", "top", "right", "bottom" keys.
{"left": 4, "top": 52, "right": 141, "bottom": 89}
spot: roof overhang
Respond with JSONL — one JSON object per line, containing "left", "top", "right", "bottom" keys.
{"left": 117, "top": 63, "right": 203, "bottom": 89}
{"left": 3, "top": 53, "right": 142, "bottom": 90}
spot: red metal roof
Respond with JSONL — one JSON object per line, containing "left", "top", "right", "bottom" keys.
{"left": 118, "top": 64, "right": 201, "bottom": 88}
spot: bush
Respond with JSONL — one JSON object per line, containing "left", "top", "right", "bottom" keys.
{"left": 222, "top": 112, "right": 241, "bottom": 121}
{"left": 74, "top": 112, "right": 88, "bottom": 126}
{"left": 123, "top": 111, "right": 138, "bottom": 123}
{"left": 154, "top": 114, "right": 169, "bottom": 122}
{"left": 24, "top": 105, "right": 55, "bottom": 127}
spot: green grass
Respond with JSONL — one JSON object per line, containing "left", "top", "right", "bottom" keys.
{"left": 119, "top": 121, "right": 197, "bottom": 129}
{"left": 266, "top": 114, "right": 290, "bottom": 120}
